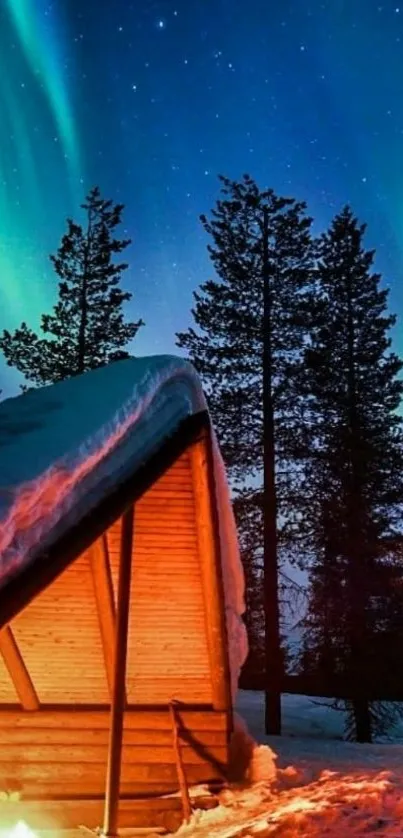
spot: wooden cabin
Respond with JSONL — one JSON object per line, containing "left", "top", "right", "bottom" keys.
{"left": 0, "top": 384, "right": 235, "bottom": 834}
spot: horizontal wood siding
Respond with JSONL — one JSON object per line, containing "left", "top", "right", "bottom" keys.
{"left": 0, "top": 709, "right": 228, "bottom": 801}
{"left": 9, "top": 552, "right": 109, "bottom": 703}
{"left": 0, "top": 798, "right": 186, "bottom": 832}
{"left": 107, "top": 451, "right": 213, "bottom": 704}
{"left": 0, "top": 653, "right": 16, "bottom": 702}
{"left": 0, "top": 446, "right": 229, "bottom": 816}
{"left": 1, "top": 452, "right": 213, "bottom": 706}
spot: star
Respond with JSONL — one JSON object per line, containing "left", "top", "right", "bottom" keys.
{"left": 157, "top": 19, "right": 165, "bottom": 30}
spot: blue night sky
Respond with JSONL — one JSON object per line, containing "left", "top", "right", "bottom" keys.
{"left": 1, "top": 0, "right": 403, "bottom": 394}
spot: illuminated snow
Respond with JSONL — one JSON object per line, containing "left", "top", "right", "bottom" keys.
{"left": 0, "top": 823, "right": 38, "bottom": 838}
{"left": 172, "top": 692, "right": 403, "bottom": 837}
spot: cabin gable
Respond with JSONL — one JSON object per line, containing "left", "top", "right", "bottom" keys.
{"left": 0, "top": 429, "right": 232, "bottom": 830}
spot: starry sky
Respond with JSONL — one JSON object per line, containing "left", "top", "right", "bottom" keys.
{"left": 1, "top": 0, "right": 403, "bottom": 395}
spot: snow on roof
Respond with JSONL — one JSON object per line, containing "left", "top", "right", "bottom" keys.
{"left": 0, "top": 354, "right": 247, "bottom": 694}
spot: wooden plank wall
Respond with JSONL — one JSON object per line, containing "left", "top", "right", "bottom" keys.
{"left": 107, "top": 450, "right": 213, "bottom": 704}
{"left": 8, "top": 551, "right": 109, "bottom": 703}
{"left": 0, "top": 653, "right": 17, "bottom": 702}
{"left": 0, "top": 709, "right": 228, "bottom": 800}
{"left": 0, "top": 450, "right": 212, "bottom": 705}
{"left": 0, "top": 444, "right": 229, "bottom": 813}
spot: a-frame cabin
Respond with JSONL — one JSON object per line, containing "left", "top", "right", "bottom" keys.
{"left": 0, "top": 357, "right": 246, "bottom": 835}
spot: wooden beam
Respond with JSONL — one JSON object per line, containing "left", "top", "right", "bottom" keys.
{"left": 89, "top": 535, "right": 117, "bottom": 697}
{"left": 190, "top": 433, "right": 231, "bottom": 712}
{"left": 103, "top": 505, "right": 135, "bottom": 838}
{"left": 0, "top": 625, "right": 39, "bottom": 710}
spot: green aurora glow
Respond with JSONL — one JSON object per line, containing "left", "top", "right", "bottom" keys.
{"left": 0, "top": 0, "right": 83, "bottom": 354}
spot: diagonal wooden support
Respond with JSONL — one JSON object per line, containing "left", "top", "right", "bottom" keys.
{"left": 103, "top": 505, "right": 135, "bottom": 838}
{"left": 0, "top": 625, "right": 39, "bottom": 710}
{"left": 89, "top": 534, "right": 117, "bottom": 698}
{"left": 169, "top": 701, "right": 192, "bottom": 823}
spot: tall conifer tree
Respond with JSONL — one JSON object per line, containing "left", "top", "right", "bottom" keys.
{"left": 177, "top": 174, "right": 314, "bottom": 732}
{"left": 0, "top": 187, "right": 143, "bottom": 386}
{"left": 300, "top": 206, "right": 403, "bottom": 742}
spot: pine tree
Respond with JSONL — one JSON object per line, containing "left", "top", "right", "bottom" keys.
{"left": 0, "top": 187, "right": 143, "bottom": 386}
{"left": 300, "top": 206, "right": 403, "bottom": 742}
{"left": 176, "top": 174, "right": 314, "bottom": 732}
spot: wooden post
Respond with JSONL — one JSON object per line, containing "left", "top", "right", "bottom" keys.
{"left": 102, "top": 506, "right": 135, "bottom": 838}
{"left": 262, "top": 205, "right": 282, "bottom": 735}
{"left": 89, "top": 535, "right": 119, "bottom": 698}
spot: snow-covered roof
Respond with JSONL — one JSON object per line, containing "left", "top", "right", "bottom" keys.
{"left": 0, "top": 355, "right": 247, "bottom": 693}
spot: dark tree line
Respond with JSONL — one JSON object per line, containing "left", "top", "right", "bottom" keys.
{"left": 1, "top": 180, "right": 403, "bottom": 744}
{"left": 298, "top": 207, "right": 403, "bottom": 741}
{"left": 177, "top": 176, "right": 403, "bottom": 743}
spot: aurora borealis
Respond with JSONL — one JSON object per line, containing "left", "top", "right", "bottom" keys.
{"left": 1, "top": 0, "right": 403, "bottom": 393}
{"left": 0, "top": 0, "right": 82, "bottom": 334}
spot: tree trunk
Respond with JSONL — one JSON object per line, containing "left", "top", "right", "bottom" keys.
{"left": 353, "top": 697, "right": 372, "bottom": 743}
{"left": 346, "top": 278, "right": 372, "bottom": 744}
{"left": 262, "top": 207, "right": 282, "bottom": 735}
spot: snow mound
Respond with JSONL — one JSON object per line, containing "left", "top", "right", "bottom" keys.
{"left": 229, "top": 714, "right": 277, "bottom": 784}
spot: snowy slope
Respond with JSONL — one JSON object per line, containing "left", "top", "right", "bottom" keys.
{"left": 0, "top": 355, "right": 247, "bottom": 691}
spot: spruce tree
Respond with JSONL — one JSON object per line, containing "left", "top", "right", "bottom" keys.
{"left": 0, "top": 187, "right": 143, "bottom": 386}
{"left": 300, "top": 206, "right": 403, "bottom": 742}
{"left": 176, "top": 174, "right": 314, "bottom": 733}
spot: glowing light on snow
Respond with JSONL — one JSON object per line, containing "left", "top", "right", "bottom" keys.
{"left": 0, "top": 822, "right": 39, "bottom": 838}
{"left": 188, "top": 768, "right": 394, "bottom": 837}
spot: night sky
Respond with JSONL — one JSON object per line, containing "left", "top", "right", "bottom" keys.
{"left": 1, "top": 0, "right": 403, "bottom": 394}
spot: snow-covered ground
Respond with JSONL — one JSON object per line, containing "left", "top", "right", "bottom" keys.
{"left": 176, "top": 691, "right": 403, "bottom": 837}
